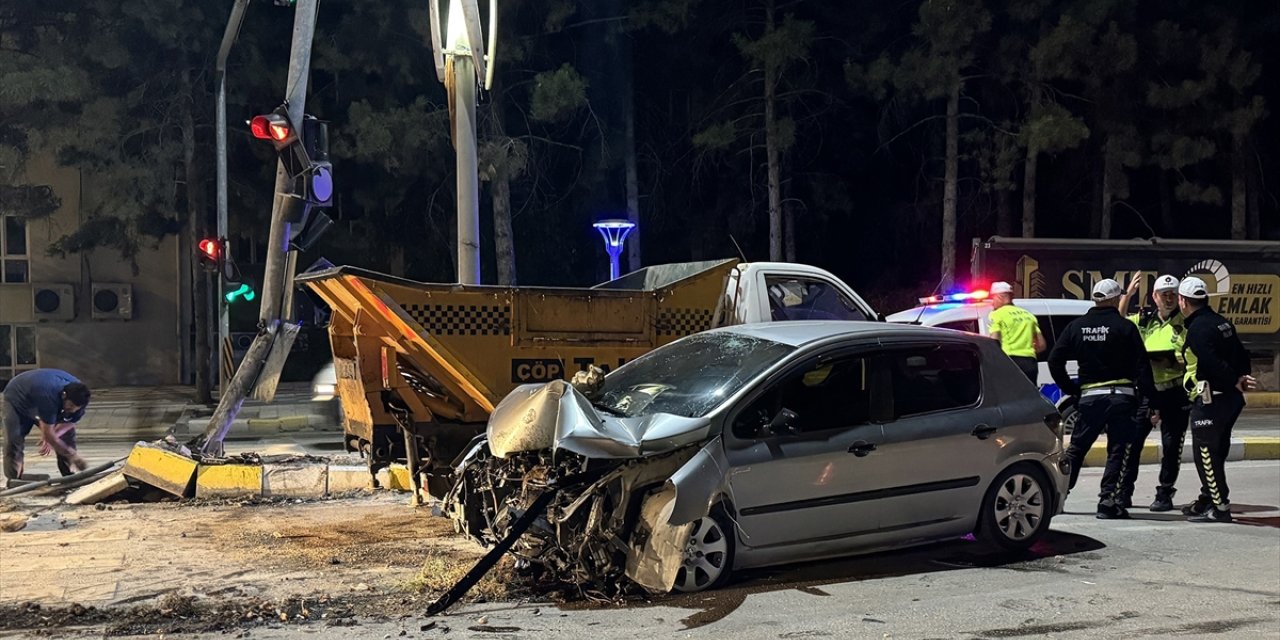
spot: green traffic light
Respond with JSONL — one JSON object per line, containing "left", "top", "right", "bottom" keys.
{"left": 225, "top": 283, "right": 256, "bottom": 303}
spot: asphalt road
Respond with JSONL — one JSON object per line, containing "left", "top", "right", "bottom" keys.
{"left": 168, "top": 460, "right": 1277, "bottom": 640}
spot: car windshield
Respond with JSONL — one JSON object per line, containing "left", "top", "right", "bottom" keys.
{"left": 593, "top": 332, "right": 796, "bottom": 419}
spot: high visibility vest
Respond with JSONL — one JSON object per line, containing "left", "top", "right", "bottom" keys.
{"left": 1128, "top": 309, "right": 1186, "bottom": 389}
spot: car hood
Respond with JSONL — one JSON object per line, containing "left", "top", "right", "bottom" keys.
{"left": 486, "top": 380, "right": 712, "bottom": 459}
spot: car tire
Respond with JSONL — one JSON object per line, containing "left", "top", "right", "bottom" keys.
{"left": 672, "top": 505, "right": 735, "bottom": 593}
{"left": 975, "top": 464, "right": 1053, "bottom": 552}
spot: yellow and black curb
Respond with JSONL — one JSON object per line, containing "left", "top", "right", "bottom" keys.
{"left": 1081, "top": 437, "right": 1280, "bottom": 467}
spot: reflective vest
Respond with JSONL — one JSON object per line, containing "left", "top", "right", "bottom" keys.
{"left": 1128, "top": 308, "right": 1186, "bottom": 390}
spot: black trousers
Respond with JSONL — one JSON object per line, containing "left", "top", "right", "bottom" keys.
{"left": 1066, "top": 392, "right": 1140, "bottom": 505}
{"left": 1119, "top": 387, "right": 1190, "bottom": 501}
{"left": 1190, "top": 391, "right": 1245, "bottom": 508}
{"left": 1011, "top": 356, "right": 1039, "bottom": 383}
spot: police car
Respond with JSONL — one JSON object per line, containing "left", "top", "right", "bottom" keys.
{"left": 886, "top": 290, "right": 1095, "bottom": 425}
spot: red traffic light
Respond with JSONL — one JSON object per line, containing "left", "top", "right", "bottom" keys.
{"left": 198, "top": 238, "right": 221, "bottom": 260}
{"left": 250, "top": 114, "right": 292, "bottom": 142}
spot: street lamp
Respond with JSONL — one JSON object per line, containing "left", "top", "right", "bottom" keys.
{"left": 427, "top": 0, "right": 497, "bottom": 284}
{"left": 593, "top": 219, "right": 636, "bottom": 281}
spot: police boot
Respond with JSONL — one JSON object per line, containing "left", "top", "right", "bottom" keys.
{"left": 1096, "top": 500, "right": 1130, "bottom": 520}
{"left": 1188, "top": 504, "right": 1233, "bottom": 524}
{"left": 1181, "top": 496, "right": 1212, "bottom": 517}
{"left": 1149, "top": 486, "right": 1175, "bottom": 512}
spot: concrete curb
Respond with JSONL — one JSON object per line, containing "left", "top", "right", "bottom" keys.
{"left": 1081, "top": 436, "right": 1280, "bottom": 467}
{"left": 1245, "top": 392, "right": 1280, "bottom": 409}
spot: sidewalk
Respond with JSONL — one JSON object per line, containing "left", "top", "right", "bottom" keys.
{"left": 72, "top": 382, "right": 338, "bottom": 443}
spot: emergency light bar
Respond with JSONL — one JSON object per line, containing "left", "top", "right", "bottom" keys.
{"left": 919, "top": 290, "right": 989, "bottom": 305}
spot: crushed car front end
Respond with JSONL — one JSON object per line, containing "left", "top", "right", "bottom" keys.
{"left": 444, "top": 332, "right": 795, "bottom": 593}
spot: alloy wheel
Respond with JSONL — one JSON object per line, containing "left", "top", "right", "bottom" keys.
{"left": 993, "top": 473, "right": 1046, "bottom": 542}
{"left": 674, "top": 516, "right": 730, "bottom": 592}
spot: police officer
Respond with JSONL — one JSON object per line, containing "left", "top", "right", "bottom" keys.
{"left": 987, "top": 281, "right": 1047, "bottom": 383}
{"left": 1049, "top": 279, "right": 1154, "bottom": 519}
{"left": 1116, "top": 273, "right": 1190, "bottom": 511}
{"left": 1177, "top": 276, "right": 1256, "bottom": 523}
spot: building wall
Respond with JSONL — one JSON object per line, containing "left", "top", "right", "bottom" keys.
{"left": 0, "top": 155, "right": 185, "bottom": 387}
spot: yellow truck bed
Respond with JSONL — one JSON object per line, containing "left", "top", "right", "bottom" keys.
{"left": 296, "top": 260, "right": 738, "bottom": 470}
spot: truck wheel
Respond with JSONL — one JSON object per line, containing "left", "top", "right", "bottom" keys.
{"left": 672, "top": 506, "right": 735, "bottom": 592}
{"left": 975, "top": 464, "right": 1053, "bottom": 552}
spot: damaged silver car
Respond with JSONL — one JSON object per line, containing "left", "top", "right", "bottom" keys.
{"left": 444, "top": 322, "right": 1069, "bottom": 594}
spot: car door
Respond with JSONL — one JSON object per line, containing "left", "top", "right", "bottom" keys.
{"left": 722, "top": 350, "right": 891, "bottom": 549}
{"left": 870, "top": 342, "right": 1001, "bottom": 534}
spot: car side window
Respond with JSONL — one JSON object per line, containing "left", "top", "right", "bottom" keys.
{"left": 765, "top": 276, "right": 869, "bottom": 322}
{"left": 886, "top": 345, "right": 981, "bottom": 418}
{"left": 734, "top": 355, "right": 872, "bottom": 437}
{"left": 937, "top": 319, "right": 979, "bottom": 334}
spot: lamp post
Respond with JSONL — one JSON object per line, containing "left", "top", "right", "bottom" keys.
{"left": 427, "top": 0, "right": 497, "bottom": 284}
{"left": 593, "top": 219, "right": 636, "bottom": 281}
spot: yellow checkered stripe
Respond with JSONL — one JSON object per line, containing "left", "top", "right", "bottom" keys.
{"left": 657, "top": 308, "right": 714, "bottom": 337}
{"left": 404, "top": 304, "right": 511, "bottom": 336}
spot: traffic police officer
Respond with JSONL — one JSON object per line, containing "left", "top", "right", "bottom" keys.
{"left": 1116, "top": 274, "right": 1190, "bottom": 511}
{"left": 987, "top": 281, "right": 1047, "bottom": 382}
{"left": 1048, "top": 278, "right": 1154, "bottom": 519}
{"left": 1177, "top": 276, "right": 1256, "bottom": 523}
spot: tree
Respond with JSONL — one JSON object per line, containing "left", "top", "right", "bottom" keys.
{"left": 851, "top": 0, "right": 991, "bottom": 287}
{"left": 0, "top": 6, "right": 90, "bottom": 222}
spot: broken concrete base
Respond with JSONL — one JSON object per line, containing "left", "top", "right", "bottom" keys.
{"left": 68, "top": 461, "right": 416, "bottom": 504}
{"left": 66, "top": 472, "right": 131, "bottom": 505}
{"left": 262, "top": 464, "right": 328, "bottom": 497}
{"left": 121, "top": 444, "right": 198, "bottom": 497}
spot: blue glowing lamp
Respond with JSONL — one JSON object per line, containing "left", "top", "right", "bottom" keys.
{"left": 592, "top": 219, "right": 636, "bottom": 281}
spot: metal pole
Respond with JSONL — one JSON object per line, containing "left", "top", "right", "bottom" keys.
{"left": 215, "top": 0, "right": 251, "bottom": 398}
{"left": 454, "top": 53, "right": 481, "bottom": 284}
{"left": 195, "top": 0, "right": 319, "bottom": 457}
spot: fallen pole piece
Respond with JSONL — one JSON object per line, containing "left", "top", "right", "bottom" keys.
{"left": 0, "top": 459, "right": 124, "bottom": 498}
{"left": 425, "top": 487, "right": 559, "bottom": 617}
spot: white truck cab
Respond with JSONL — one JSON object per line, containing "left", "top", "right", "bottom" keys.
{"left": 714, "top": 262, "right": 880, "bottom": 327}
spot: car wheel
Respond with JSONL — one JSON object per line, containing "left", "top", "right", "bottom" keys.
{"left": 976, "top": 465, "right": 1052, "bottom": 551}
{"left": 672, "top": 506, "right": 735, "bottom": 593}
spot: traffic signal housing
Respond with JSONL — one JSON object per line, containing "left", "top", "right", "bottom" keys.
{"left": 248, "top": 104, "right": 333, "bottom": 208}
{"left": 197, "top": 237, "right": 224, "bottom": 273}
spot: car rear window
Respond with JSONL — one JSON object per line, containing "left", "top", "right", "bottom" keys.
{"left": 886, "top": 345, "right": 981, "bottom": 417}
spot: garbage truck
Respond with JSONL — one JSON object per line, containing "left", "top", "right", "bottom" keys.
{"left": 297, "top": 259, "right": 879, "bottom": 496}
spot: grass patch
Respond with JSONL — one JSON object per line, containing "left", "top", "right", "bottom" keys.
{"left": 404, "top": 548, "right": 513, "bottom": 602}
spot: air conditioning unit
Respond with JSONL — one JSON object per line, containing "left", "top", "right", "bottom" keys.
{"left": 32, "top": 284, "right": 75, "bottom": 322}
{"left": 91, "top": 283, "right": 134, "bottom": 320}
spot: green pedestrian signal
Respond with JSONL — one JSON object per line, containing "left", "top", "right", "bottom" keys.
{"left": 225, "top": 283, "right": 256, "bottom": 303}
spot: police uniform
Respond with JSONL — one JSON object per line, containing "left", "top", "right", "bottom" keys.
{"left": 1117, "top": 276, "right": 1190, "bottom": 511}
{"left": 1048, "top": 279, "right": 1155, "bottom": 519}
{"left": 1177, "top": 277, "right": 1251, "bottom": 523}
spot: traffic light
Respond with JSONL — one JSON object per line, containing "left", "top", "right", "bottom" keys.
{"left": 248, "top": 104, "right": 334, "bottom": 208}
{"left": 225, "top": 281, "right": 257, "bottom": 304}
{"left": 197, "top": 237, "right": 224, "bottom": 272}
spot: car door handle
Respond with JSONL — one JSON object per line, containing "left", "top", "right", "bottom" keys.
{"left": 971, "top": 424, "right": 997, "bottom": 440}
{"left": 848, "top": 440, "right": 877, "bottom": 457}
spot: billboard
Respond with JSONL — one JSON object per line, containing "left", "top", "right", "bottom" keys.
{"left": 971, "top": 238, "right": 1280, "bottom": 351}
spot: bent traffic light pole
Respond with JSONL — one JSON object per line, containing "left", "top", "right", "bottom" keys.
{"left": 194, "top": 0, "right": 319, "bottom": 457}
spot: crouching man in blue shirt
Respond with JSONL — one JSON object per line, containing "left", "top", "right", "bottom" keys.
{"left": 2, "top": 369, "right": 92, "bottom": 480}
